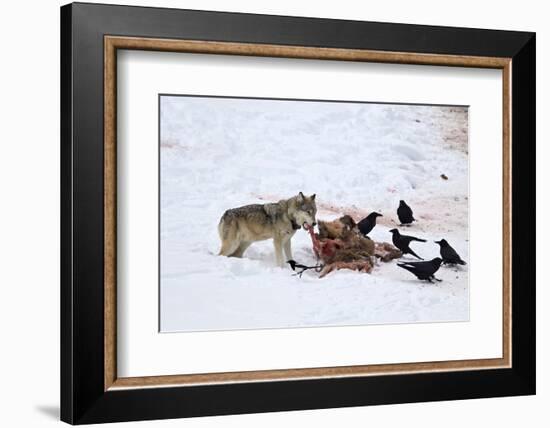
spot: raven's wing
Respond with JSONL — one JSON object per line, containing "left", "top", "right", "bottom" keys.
{"left": 442, "top": 246, "right": 465, "bottom": 263}
{"left": 399, "top": 260, "right": 430, "bottom": 269}
{"left": 357, "top": 218, "right": 373, "bottom": 235}
{"left": 399, "top": 204, "right": 412, "bottom": 216}
{"left": 402, "top": 234, "right": 426, "bottom": 243}
{"left": 403, "top": 260, "right": 440, "bottom": 274}
{"left": 397, "top": 263, "right": 422, "bottom": 278}
{"left": 397, "top": 206, "right": 406, "bottom": 222}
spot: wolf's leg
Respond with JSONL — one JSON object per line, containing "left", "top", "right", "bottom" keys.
{"left": 273, "top": 238, "right": 284, "bottom": 267}
{"left": 283, "top": 238, "right": 292, "bottom": 262}
{"left": 231, "top": 241, "right": 252, "bottom": 258}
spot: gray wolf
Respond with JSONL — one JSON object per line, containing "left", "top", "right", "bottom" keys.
{"left": 218, "top": 192, "right": 317, "bottom": 267}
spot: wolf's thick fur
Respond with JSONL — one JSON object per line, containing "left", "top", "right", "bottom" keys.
{"left": 218, "top": 192, "right": 317, "bottom": 267}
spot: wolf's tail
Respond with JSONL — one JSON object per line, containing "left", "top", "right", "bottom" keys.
{"left": 218, "top": 212, "right": 241, "bottom": 256}
{"left": 218, "top": 214, "right": 226, "bottom": 240}
{"left": 217, "top": 216, "right": 226, "bottom": 256}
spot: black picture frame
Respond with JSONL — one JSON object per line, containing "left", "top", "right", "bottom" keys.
{"left": 61, "top": 2, "right": 535, "bottom": 424}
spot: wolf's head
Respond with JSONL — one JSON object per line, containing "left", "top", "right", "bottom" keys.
{"left": 290, "top": 192, "right": 317, "bottom": 228}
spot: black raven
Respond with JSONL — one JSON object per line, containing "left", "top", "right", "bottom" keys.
{"left": 397, "top": 200, "right": 416, "bottom": 225}
{"left": 435, "top": 239, "right": 467, "bottom": 265}
{"left": 397, "top": 257, "right": 443, "bottom": 282}
{"left": 357, "top": 212, "right": 382, "bottom": 236}
{"left": 389, "top": 228, "right": 426, "bottom": 260}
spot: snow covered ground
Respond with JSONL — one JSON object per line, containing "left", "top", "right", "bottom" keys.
{"left": 159, "top": 95, "right": 469, "bottom": 332}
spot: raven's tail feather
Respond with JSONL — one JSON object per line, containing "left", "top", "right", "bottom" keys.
{"left": 397, "top": 264, "right": 422, "bottom": 280}
{"left": 407, "top": 249, "right": 424, "bottom": 260}
{"left": 397, "top": 263, "right": 416, "bottom": 274}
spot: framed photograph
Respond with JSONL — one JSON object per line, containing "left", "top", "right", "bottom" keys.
{"left": 60, "top": 2, "right": 535, "bottom": 424}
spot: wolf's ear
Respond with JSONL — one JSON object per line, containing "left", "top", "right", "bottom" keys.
{"left": 311, "top": 194, "right": 316, "bottom": 201}
{"left": 298, "top": 192, "right": 305, "bottom": 202}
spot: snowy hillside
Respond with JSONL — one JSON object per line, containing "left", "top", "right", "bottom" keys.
{"left": 160, "top": 95, "right": 469, "bottom": 332}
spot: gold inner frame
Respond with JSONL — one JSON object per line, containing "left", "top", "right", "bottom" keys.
{"left": 104, "top": 35, "right": 512, "bottom": 391}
